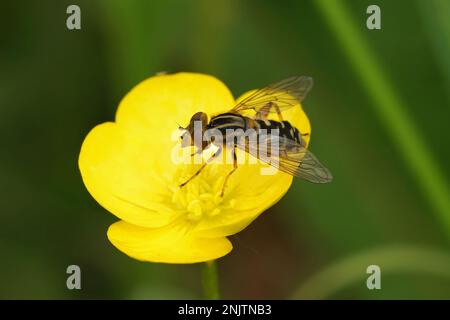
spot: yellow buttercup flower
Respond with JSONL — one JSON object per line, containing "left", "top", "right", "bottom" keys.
{"left": 79, "top": 72, "right": 310, "bottom": 263}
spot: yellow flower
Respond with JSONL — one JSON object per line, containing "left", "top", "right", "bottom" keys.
{"left": 78, "top": 72, "right": 310, "bottom": 263}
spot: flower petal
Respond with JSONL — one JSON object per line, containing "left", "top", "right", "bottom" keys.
{"left": 79, "top": 122, "right": 177, "bottom": 228}
{"left": 107, "top": 220, "right": 232, "bottom": 263}
{"left": 192, "top": 162, "right": 293, "bottom": 237}
{"left": 116, "top": 72, "right": 235, "bottom": 141}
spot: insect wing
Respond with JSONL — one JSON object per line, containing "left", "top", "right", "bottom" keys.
{"left": 231, "top": 76, "right": 313, "bottom": 114}
{"left": 237, "top": 134, "right": 332, "bottom": 183}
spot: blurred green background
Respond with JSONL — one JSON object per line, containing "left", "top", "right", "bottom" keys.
{"left": 1, "top": 0, "right": 449, "bottom": 299}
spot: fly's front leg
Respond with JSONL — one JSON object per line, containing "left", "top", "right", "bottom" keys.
{"left": 220, "top": 145, "right": 238, "bottom": 197}
{"left": 180, "top": 146, "right": 222, "bottom": 188}
{"left": 190, "top": 148, "right": 203, "bottom": 157}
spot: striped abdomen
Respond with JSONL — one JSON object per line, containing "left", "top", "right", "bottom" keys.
{"left": 208, "top": 113, "right": 305, "bottom": 145}
{"left": 253, "top": 119, "right": 304, "bottom": 145}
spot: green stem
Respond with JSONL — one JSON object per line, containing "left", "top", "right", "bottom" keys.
{"left": 202, "top": 260, "right": 220, "bottom": 300}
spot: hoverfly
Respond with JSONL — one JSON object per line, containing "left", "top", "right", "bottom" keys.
{"left": 178, "top": 76, "right": 332, "bottom": 196}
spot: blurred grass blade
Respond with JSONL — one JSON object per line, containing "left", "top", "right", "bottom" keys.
{"left": 416, "top": 0, "right": 450, "bottom": 103}
{"left": 314, "top": 0, "right": 450, "bottom": 238}
{"left": 292, "top": 245, "right": 450, "bottom": 299}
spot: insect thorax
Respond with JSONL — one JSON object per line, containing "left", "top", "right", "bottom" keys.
{"left": 208, "top": 113, "right": 247, "bottom": 131}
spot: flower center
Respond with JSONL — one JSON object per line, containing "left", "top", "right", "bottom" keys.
{"left": 167, "top": 165, "right": 236, "bottom": 223}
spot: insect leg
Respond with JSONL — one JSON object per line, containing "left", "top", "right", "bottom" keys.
{"left": 190, "top": 148, "right": 202, "bottom": 157}
{"left": 255, "top": 102, "right": 284, "bottom": 121}
{"left": 255, "top": 104, "right": 270, "bottom": 120}
{"left": 271, "top": 102, "right": 284, "bottom": 121}
{"left": 180, "top": 146, "right": 222, "bottom": 187}
{"left": 220, "top": 146, "right": 238, "bottom": 197}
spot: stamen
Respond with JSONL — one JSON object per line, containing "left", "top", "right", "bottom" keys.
{"left": 168, "top": 166, "right": 234, "bottom": 224}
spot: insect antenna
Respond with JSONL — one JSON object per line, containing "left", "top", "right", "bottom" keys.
{"left": 175, "top": 121, "right": 184, "bottom": 130}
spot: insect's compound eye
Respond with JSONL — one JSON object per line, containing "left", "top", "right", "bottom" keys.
{"left": 178, "top": 128, "right": 187, "bottom": 140}
{"left": 179, "top": 131, "right": 191, "bottom": 147}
